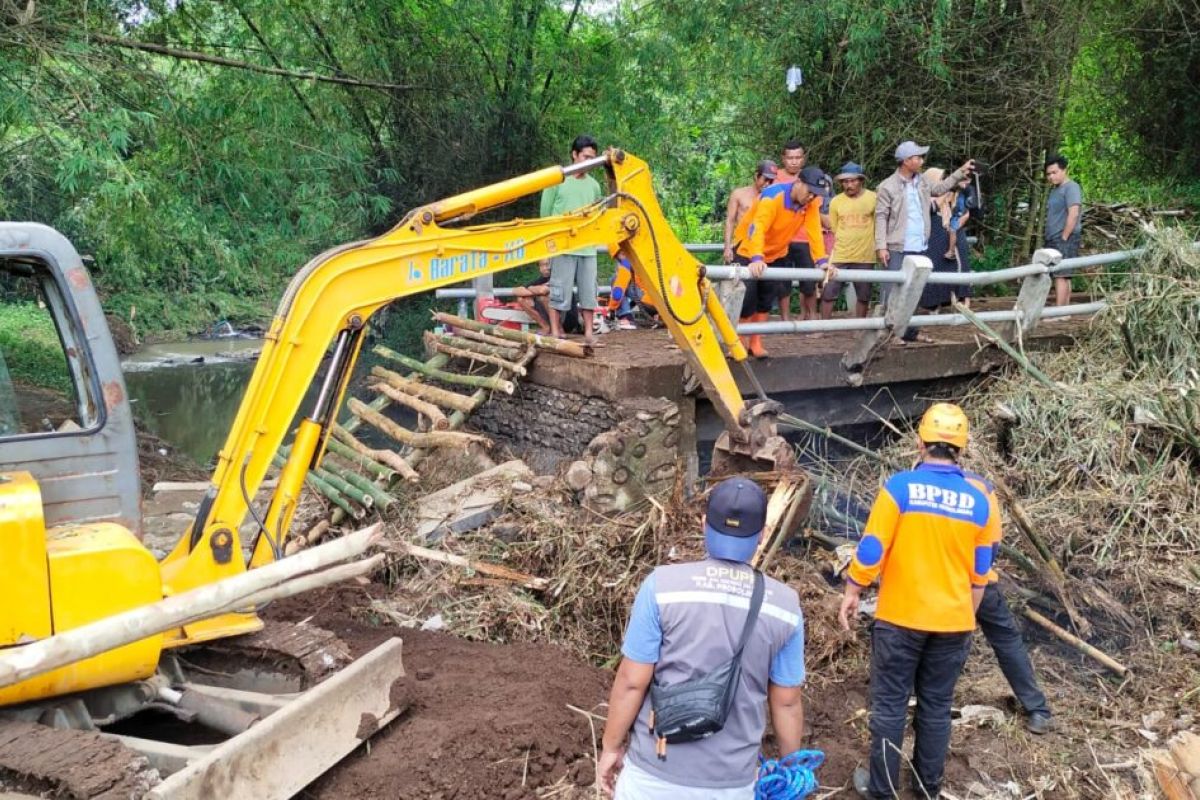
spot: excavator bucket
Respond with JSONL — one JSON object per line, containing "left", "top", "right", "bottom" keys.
{"left": 710, "top": 398, "right": 797, "bottom": 476}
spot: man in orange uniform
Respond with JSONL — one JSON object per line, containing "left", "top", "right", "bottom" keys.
{"left": 839, "top": 403, "right": 997, "bottom": 799}
{"left": 733, "top": 165, "right": 829, "bottom": 358}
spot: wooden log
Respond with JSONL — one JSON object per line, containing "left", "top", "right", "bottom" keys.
{"left": 373, "top": 346, "right": 515, "bottom": 394}
{"left": 422, "top": 332, "right": 528, "bottom": 376}
{"left": 1169, "top": 731, "right": 1200, "bottom": 779}
{"left": 284, "top": 519, "right": 331, "bottom": 556}
{"left": 1020, "top": 607, "right": 1129, "bottom": 676}
{"left": 393, "top": 541, "right": 548, "bottom": 591}
{"left": 991, "top": 474, "right": 1091, "bottom": 636}
{"left": 324, "top": 438, "right": 397, "bottom": 482}
{"left": 331, "top": 425, "right": 419, "bottom": 483}
{"left": 369, "top": 366, "right": 479, "bottom": 413}
{"left": 348, "top": 398, "right": 492, "bottom": 449}
{"left": 442, "top": 326, "right": 528, "bottom": 354}
{"left": 368, "top": 381, "right": 451, "bottom": 429}
{"left": 433, "top": 312, "right": 590, "bottom": 358}
{"left": 0, "top": 525, "right": 384, "bottom": 689}
{"left": 1148, "top": 750, "right": 1193, "bottom": 800}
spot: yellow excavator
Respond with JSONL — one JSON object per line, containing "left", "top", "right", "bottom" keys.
{"left": 0, "top": 149, "right": 795, "bottom": 797}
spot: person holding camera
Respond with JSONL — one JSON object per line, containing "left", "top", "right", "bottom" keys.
{"left": 597, "top": 477, "right": 806, "bottom": 799}
{"left": 874, "top": 141, "right": 976, "bottom": 343}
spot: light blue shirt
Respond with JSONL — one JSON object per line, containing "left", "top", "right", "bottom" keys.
{"left": 621, "top": 573, "right": 806, "bottom": 686}
{"left": 903, "top": 175, "right": 926, "bottom": 252}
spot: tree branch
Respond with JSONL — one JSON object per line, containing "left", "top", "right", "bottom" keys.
{"left": 82, "top": 32, "right": 415, "bottom": 91}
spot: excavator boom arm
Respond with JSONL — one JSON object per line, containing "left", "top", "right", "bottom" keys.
{"left": 160, "top": 151, "right": 757, "bottom": 635}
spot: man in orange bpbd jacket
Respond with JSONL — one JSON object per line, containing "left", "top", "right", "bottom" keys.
{"left": 839, "top": 403, "right": 997, "bottom": 800}
{"left": 733, "top": 166, "right": 831, "bottom": 359}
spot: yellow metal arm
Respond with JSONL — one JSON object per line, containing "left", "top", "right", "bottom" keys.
{"left": 160, "top": 151, "right": 752, "bottom": 641}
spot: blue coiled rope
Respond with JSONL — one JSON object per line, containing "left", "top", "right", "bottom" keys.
{"left": 754, "top": 749, "right": 825, "bottom": 800}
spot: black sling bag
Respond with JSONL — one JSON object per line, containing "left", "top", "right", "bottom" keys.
{"left": 648, "top": 570, "right": 765, "bottom": 753}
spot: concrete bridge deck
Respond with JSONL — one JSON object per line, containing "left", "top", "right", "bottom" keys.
{"left": 527, "top": 301, "right": 1084, "bottom": 428}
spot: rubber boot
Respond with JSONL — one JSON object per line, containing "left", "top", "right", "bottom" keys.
{"left": 738, "top": 316, "right": 752, "bottom": 352}
{"left": 748, "top": 312, "right": 769, "bottom": 358}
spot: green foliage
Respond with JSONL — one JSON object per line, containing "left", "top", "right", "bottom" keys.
{"left": 0, "top": 0, "right": 1196, "bottom": 354}
{"left": 0, "top": 304, "right": 73, "bottom": 394}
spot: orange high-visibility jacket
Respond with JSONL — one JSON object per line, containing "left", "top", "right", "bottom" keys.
{"left": 848, "top": 462, "right": 997, "bottom": 632}
{"left": 735, "top": 183, "right": 826, "bottom": 265}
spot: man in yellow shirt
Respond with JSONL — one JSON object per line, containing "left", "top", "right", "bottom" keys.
{"left": 825, "top": 163, "right": 877, "bottom": 319}
{"left": 839, "top": 403, "right": 996, "bottom": 799}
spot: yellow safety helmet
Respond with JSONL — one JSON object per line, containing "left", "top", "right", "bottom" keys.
{"left": 917, "top": 402, "right": 969, "bottom": 449}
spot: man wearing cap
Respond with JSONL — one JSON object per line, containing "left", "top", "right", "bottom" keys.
{"left": 723, "top": 160, "right": 777, "bottom": 266}
{"left": 826, "top": 162, "right": 878, "bottom": 319}
{"left": 733, "top": 165, "right": 832, "bottom": 358}
{"left": 839, "top": 403, "right": 997, "bottom": 799}
{"left": 875, "top": 142, "right": 975, "bottom": 343}
{"left": 597, "top": 477, "right": 806, "bottom": 799}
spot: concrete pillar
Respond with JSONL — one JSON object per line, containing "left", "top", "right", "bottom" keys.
{"left": 1005, "top": 248, "right": 1059, "bottom": 339}
{"left": 842, "top": 255, "right": 931, "bottom": 374}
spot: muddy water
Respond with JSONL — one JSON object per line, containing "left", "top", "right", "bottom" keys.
{"left": 122, "top": 340, "right": 265, "bottom": 466}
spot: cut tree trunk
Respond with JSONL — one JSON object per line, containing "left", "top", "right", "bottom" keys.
{"left": 348, "top": 398, "right": 492, "bottom": 449}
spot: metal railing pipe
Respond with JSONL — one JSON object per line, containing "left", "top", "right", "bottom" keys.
{"left": 736, "top": 300, "right": 1106, "bottom": 334}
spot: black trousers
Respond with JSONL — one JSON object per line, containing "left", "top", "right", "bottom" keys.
{"left": 734, "top": 252, "right": 789, "bottom": 316}
{"left": 977, "top": 583, "right": 1050, "bottom": 716}
{"left": 867, "top": 621, "right": 971, "bottom": 798}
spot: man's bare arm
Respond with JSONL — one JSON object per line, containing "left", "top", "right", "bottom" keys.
{"left": 597, "top": 658, "right": 655, "bottom": 796}
{"left": 768, "top": 683, "right": 805, "bottom": 756}
{"left": 1063, "top": 204, "right": 1080, "bottom": 240}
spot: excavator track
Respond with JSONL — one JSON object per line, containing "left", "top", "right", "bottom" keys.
{"left": 0, "top": 719, "right": 160, "bottom": 799}
{"left": 173, "top": 621, "right": 352, "bottom": 692}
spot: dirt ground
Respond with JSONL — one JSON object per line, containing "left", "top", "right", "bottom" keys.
{"left": 254, "top": 571, "right": 1110, "bottom": 800}
{"left": 261, "top": 586, "right": 611, "bottom": 800}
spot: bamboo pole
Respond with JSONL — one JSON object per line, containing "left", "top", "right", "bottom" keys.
{"left": 272, "top": 453, "right": 364, "bottom": 519}
{"left": 426, "top": 330, "right": 523, "bottom": 360}
{"left": 368, "top": 381, "right": 451, "bottom": 429}
{"left": 393, "top": 541, "right": 548, "bottom": 591}
{"left": 1020, "top": 607, "right": 1129, "bottom": 677}
{"left": 952, "top": 302, "right": 1062, "bottom": 392}
{"left": 331, "top": 424, "right": 419, "bottom": 482}
{"left": 369, "top": 366, "right": 478, "bottom": 413}
{"left": 335, "top": 468, "right": 398, "bottom": 511}
{"left": 348, "top": 398, "right": 492, "bottom": 449}
{"left": 373, "top": 346, "right": 515, "bottom": 394}
{"left": 235, "top": 553, "right": 386, "bottom": 609}
{"left": 433, "top": 312, "right": 590, "bottom": 358}
{"left": 423, "top": 332, "right": 529, "bottom": 376}
{"left": 404, "top": 348, "right": 537, "bottom": 473}
{"left": 324, "top": 438, "right": 397, "bottom": 482}
{"left": 0, "top": 525, "right": 384, "bottom": 689}
{"left": 341, "top": 354, "right": 451, "bottom": 437}
{"left": 439, "top": 326, "right": 527, "bottom": 355}
{"left": 278, "top": 444, "right": 374, "bottom": 509}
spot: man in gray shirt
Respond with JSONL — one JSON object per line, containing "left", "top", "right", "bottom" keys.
{"left": 597, "top": 477, "right": 806, "bottom": 798}
{"left": 1044, "top": 154, "right": 1083, "bottom": 307}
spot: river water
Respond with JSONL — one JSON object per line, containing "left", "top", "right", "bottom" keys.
{"left": 122, "top": 340, "right": 264, "bottom": 466}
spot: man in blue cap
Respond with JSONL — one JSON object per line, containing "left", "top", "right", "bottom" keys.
{"left": 597, "top": 477, "right": 807, "bottom": 799}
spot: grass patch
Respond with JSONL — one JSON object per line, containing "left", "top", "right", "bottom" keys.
{"left": 0, "top": 303, "right": 73, "bottom": 394}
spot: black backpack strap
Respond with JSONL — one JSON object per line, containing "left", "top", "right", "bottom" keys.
{"left": 732, "top": 570, "right": 765, "bottom": 662}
